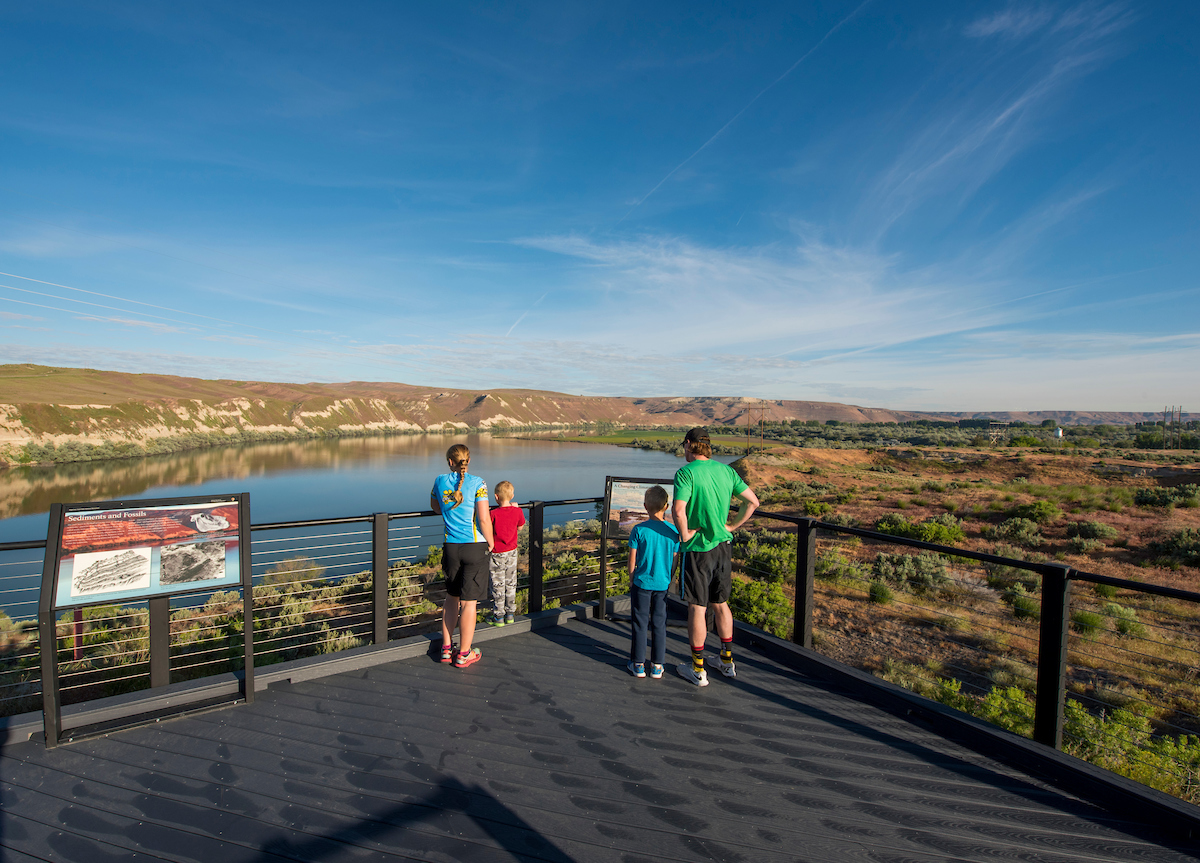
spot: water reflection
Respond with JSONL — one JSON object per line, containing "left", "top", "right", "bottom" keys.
{"left": 0, "top": 433, "right": 699, "bottom": 543}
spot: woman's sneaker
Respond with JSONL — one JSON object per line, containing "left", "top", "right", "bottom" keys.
{"left": 627, "top": 661, "right": 646, "bottom": 678}
{"left": 677, "top": 663, "right": 708, "bottom": 686}
{"left": 649, "top": 663, "right": 664, "bottom": 679}
{"left": 440, "top": 644, "right": 456, "bottom": 663}
{"left": 455, "top": 647, "right": 482, "bottom": 668}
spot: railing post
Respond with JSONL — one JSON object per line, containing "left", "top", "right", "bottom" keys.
{"left": 528, "top": 502, "right": 544, "bottom": 614}
{"left": 1034, "top": 563, "right": 1072, "bottom": 749}
{"left": 597, "top": 521, "right": 608, "bottom": 620}
{"left": 149, "top": 597, "right": 170, "bottom": 688}
{"left": 794, "top": 518, "right": 816, "bottom": 648}
{"left": 372, "top": 512, "right": 389, "bottom": 645}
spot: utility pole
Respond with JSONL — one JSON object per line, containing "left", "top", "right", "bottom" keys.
{"left": 745, "top": 402, "right": 770, "bottom": 454}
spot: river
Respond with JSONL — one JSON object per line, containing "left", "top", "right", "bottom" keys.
{"left": 0, "top": 433, "right": 721, "bottom": 619}
{"left": 0, "top": 432, "right": 717, "bottom": 545}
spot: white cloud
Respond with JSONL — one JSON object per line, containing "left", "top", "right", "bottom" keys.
{"left": 965, "top": 7, "right": 1053, "bottom": 39}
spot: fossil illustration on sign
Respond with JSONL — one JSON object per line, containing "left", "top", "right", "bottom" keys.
{"left": 160, "top": 540, "right": 226, "bottom": 585}
{"left": 71, "top": 548, "right": 152, "bottom": 597}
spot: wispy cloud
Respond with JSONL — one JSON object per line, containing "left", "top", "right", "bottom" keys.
{"left": 965, "top": 7, "right": 1053, "bottom": 39}
{"left": 73, "top": 315, "right": 185, "bottom": 335}
{"left": 518, "top": 232, "right": 1021, "bottom": 358}
{"left": 864, "top": 3, "right": 1133, "bottom": 239}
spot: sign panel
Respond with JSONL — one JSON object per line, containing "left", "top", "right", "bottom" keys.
{"left": 52, "top": 498, "right": 242, "bottom": 608}
{"left": 604, "top": 477, "right": 676, "bottom": 539}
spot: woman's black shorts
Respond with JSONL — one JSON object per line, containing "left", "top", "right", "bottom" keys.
{"left": 443, "top": 542, "right": 489, "bottom": 601}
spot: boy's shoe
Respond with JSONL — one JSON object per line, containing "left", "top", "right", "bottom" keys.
{"left": 504, "top": 613, "right": 515, "bottom": 625}
{"left": 489, "top": 613, "right": 506, "bottom": 627}
{"left": 708, "top": 656, "right": 737, "bottom": 679}
{"left": 440, "top": 644, "right": 456, "bottom": 664}
{"left": 627, "top": 661, "right": 646, "bottom": 678}
{"left": 677, "top": 663, "right": 708, "bottom": 687}
{"left": 455, "top": 647, "right": 482, "bottom": 668}
{"left": 649, "top": 663, "right": 664, "bottom": 679}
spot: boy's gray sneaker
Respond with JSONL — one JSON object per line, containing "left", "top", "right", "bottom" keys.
{"left": 708, "top": 656, "right": 736, "bottom": 678}
{"left": 489, "top": 613, "right": 506, "bottom": 627}
{"left": 504, "top": 613, "right": 515, "bottom": 625}
{"left": 676, "top": 663, "right": 708, "bottom": 687}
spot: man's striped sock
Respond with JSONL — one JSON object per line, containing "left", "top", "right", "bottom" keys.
{"left": 691, "top": 645, "right": 705, "bottom": 674}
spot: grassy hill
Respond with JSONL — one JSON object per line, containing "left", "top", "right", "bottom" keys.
{"left": 0, "top": 364, "right": 1190, "bottom": 466}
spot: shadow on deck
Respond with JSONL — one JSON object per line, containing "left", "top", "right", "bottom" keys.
{"left": 1, "top": 615, "right": 1195, "bottom": 862}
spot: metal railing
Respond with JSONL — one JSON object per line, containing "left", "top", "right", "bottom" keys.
{"left": 5, "top": 497, "right": 1199, "bottom": 804}
{"left": 0, "top": 498, "right": 606, "bottom": 719}
{"left": 750, "top": 511, "right": 1200, "bottom": 803}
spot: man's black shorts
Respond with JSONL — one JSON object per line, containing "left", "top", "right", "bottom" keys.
{"left": 443, "top": 542, "right": 489, "bottom": 602}
{"left": 681, "top": 542, "right": 732, "bottom": 606}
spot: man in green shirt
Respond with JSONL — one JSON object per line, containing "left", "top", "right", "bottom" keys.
{"left": 672, "top": 427, "right": 759, "bottom": 686}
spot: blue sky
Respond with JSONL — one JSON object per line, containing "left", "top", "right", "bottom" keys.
{"left": 0, "top": 1, "right": 1196, "bottom": 411}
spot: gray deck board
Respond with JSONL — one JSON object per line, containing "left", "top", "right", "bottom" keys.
{"left": 1, "top": 617, "right": 1196, "bottom": 862}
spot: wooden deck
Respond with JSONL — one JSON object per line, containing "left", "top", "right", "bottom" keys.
{"left": 1, "top": 616, "right": 1195, "bottom": 862}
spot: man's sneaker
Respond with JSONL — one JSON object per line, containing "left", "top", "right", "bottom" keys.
{"left": 454, "top": 647, "right": 482, "bottom": 668}
{"left": 504, "top": 613, "right": 515, "bottom": 625}
{"left": 627, "top": 661, "right": 646, "bottom": 678}
{"left": 440, "top": 644, "right": 456, "bottom": 663}
{"left": 677, "top": 663, "right": 708, "bottom": 687}
{"left": 709, "top": 656, "right": 736, "bottom": 678}
{"left": 649, "top": 663, "right": 664, "bottom": 679}
{"left": 489, "top": 613, "right": 506, "bottom": 627}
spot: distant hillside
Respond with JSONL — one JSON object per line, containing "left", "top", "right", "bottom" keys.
{"left": 0, "top": 364, "right": 1189, "bottom": 464}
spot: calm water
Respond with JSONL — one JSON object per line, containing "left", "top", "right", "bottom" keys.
{"left": 0, "top": 434, "right": 720, "bottom": 618}
{"left": 0, "top": 433, "right": 709, "bottom": 545}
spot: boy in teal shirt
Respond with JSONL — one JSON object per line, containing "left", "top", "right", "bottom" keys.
{"left": 626, "top": 485, "right": 679, "bottom": 679}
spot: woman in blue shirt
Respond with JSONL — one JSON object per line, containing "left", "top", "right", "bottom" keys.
{"left": 431, "top": 444, "right": 494, "bottom": 667}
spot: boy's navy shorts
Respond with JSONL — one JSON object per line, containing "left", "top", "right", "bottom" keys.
{"left": 681, "top": 542, "right": 732, "bottom": 606}
{"left": 443, "top": 542, "right": 489, "bottom": 602}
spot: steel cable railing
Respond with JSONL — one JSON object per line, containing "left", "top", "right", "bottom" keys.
{"left": 5, "top": 493, "right": 1200, "bottom": 805}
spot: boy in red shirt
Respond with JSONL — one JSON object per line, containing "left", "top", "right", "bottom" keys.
{"left": 488, "top": 481, "right": 526, "bottom": 625}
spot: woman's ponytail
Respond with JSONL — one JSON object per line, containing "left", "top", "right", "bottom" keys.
{"left": 446, "top": 444, "right": 471, "bottom": 509}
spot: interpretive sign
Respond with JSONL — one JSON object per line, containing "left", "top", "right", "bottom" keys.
{"left": 50, "top": 497, "right": 243, "bottom": 608}
{"left": 603, "top": 476, "right": 675, "bottom": 539}
{"left": 39, "top": 493, "right": 253, "bottom": 747}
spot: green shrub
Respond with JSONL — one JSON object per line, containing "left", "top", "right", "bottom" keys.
{"left": 874, "top": 513, "right": 964, "bottom": 546}
{"left": 1071, "top": 610, "right": 1105, "bottom": 635}
{"left": 1148, "top": 528, "right": 1200, "bottom": 568}
{"left": 868, "top": 580, "right": 893, "bottom": 604}
{"left": 815, "top": 550, "right": 866, "bottom": 583}
{"left": 1135, "top": 484, "right": 1200, "bottom": 507}
{"left": 1012, "top": 500, "right": 1061, "bottom": 523}
{"left": 729, "top": 579, "right": 792, "bottom": 639}
{"left": 986, "top": 517, "right": 1044, "bottom": 547}
{"left": 803, "top": 499, "right": 833, "bottom": 517}
{"left": 1004, "top": 584, "right": 1040, "bottom": 620}
{"left": 979, "top": 686, "right": 1036, "bottom": 736}
{"left": 872, "top": 552, "right": 950, "bottom": 594}
{"left": 732, "top": 530, "right": 796, "bottom": 582}
{"left": 1104, "top": 603, "right": 1147, "bottom": 638}
{"left": 1093, "top": 582, "right": 1118, "bottom": 599}
{"left": 1068, "top": 536, "right": 1104, "bottom": 554}
{"left": 1067, "top": 520, "right": 1119, "bottom": 541}
{"left": 262, "top": 556, "right": 325, "bottom": 587}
